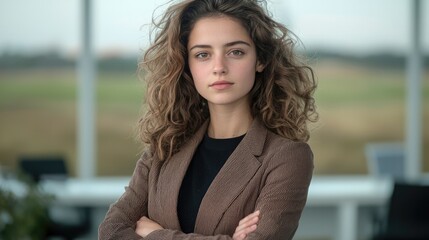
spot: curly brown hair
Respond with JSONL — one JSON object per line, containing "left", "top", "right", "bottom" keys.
{"left": 138, "top": 0, "right": 318, "bottom": 161}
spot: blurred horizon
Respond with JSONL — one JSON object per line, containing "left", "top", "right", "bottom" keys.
{"left": 1, "top": 48, "right": 428, "bottom": 69}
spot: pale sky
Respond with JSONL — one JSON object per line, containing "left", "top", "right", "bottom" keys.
{"left": 0, "top": 0, "right": 428, "bottom": 56}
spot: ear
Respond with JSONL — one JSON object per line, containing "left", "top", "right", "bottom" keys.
{"left": 256, "top": 61, "right": 265, "bottom": 73}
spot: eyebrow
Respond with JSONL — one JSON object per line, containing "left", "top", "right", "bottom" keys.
{"left": 189, "top": 40, "right": 251, "bottom": 51}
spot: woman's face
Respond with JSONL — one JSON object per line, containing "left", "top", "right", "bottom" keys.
{"left": 187, "top": 16, "right": 263, "bottom": 109}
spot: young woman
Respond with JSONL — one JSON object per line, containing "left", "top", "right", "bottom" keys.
{"left": 99, "top": 0, "right": 317, "bottom": 239}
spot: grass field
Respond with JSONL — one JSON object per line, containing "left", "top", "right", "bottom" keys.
{"left": 0, "top": 61, "right": 428, "bottom": 176}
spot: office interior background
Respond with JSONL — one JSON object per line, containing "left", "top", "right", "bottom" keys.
{"left": 0, "top": 0, "right": 428, "bottom": 240}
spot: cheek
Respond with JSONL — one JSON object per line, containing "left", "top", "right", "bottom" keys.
{"left": 236, "top": 61, "right": 257, "bottom": 82}
{"left": 189, "top": 62, "right": 206, "bottom": 92}
{"left": 189, "top": 60, "right": 203, "bottom": 79}
{"left": 244, "top": 64, "right": 257, "bottom": 77}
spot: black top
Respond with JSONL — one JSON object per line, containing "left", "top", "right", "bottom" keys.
{"left": 177, "top": 133, "right": 245, "bottom": 233}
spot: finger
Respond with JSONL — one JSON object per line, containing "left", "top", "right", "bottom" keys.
{"left": 233, "top": 232, "right": 246, "bottom": 240}
{"left": 233, "top": 231, "right": 250, "bottom": 240}
{"left": 234, "top": 224, "right": 257, "bottom": 239}
{"left": 236, "top": 211, "right": 260, "bottom": 233}
{"left": 235, "top": 220, "right": 258, "bottom": 232}
{"left": 238, "top": 210, "right": 260, "bottom": 225}
{"left": 235, "top": 225, "right": 257, "bottom": 238}
{"left": 235, "top": 216, "right": 259, "bottom": 232}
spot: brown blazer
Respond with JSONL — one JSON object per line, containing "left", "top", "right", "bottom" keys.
{"left": 99, "top": 118, "right": 313, "bottom": 240}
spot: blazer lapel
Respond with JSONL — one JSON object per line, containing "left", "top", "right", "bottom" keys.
{"left": 156, "top": 121, "right": 209, "bottom": 230}
{"left": 194, "top": 118, "right": 267, "bottom": 234}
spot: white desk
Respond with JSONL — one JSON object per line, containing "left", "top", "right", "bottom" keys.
{"left": 2, "top": 176, "right": 394, "bottom": 240}
{"left": 40, "top": 177, "right": 130, "bottom": 206}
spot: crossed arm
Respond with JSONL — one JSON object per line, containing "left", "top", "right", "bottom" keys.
{"left": 99, "top": 142, "right": 312, "bottom": 240}
{"left": 135, "top": 211, "right": 260, "bottom": 240}
{"left": 98, "top": 151, "right": 260, "bottom": 240}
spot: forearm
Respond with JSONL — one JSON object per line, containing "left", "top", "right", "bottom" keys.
{"left": 99, "top": 196, "right": 148, "bottom": 239}
{"left": 99, "top": 221, "right": 143, "bottom": 240}
{"left": 137, "top": 209, "right": 260, "bottom": 240}
{"left": 99, "top": 153, "right": 152, "bottom": 240}
{"left": 145, "top": 229, "right": 233, "bottom": 240}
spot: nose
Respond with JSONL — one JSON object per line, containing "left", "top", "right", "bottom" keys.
{"left": 213, "top": 55, "right": 227, "bottom": 75}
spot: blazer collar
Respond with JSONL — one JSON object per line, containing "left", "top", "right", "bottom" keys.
{"left": 156, "top": 120, "right": 208, "bottom": 230}
{"left": 195, "top": 118, "right": 266, "bottom": 234}
{"left": 158, "top": 118, "right": 268, "bottom": 233}
{"left": 235, "top": 117, "right": 267, "bottom": 158}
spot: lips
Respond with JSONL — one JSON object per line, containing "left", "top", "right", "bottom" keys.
{"left": 209, "top": 80, "right": 234, "bottom": 90}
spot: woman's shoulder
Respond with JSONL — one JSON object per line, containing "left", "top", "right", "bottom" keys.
{"left": 247, "top": 118, "right": 313, "bottom": 163}
{"left": 261, "top": 130, "right": 313, "bottom": 167}
{"left": 265, "top": 130, "right": 312, "bottom": 152}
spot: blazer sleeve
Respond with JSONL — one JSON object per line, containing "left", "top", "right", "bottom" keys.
{"left": 247, "top": 141, "right": 314, "bottom": 240}
{"left": 144, "top": 230, "right": 233, "bottom": 240}
{"left": 99, "top": 151, "right": 153, "bottom": 240}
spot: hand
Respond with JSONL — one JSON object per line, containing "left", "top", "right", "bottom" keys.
{"left": 135, "top": 216, "right": 164, "bottom": 237}
{"left": 233, "top": 210, "right": 260, "bottom": 240}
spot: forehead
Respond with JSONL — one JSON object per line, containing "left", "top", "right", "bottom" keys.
{"left": 187, "top": 16, "right": 253, "bottom": 48}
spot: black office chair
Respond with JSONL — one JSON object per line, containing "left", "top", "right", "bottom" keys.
{"left": 372, "top": 182, "right": 429, "bottom": 240}
{"left": 18, "top": 156, "right": 91, "bottom": 240}
{"left": 19, "top": 156, "right": 68, "bottom": 182}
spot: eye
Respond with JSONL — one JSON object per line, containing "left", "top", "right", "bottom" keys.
{"left": 229, "top": 49, "right": 244, "bottom": 57}
{"left": 195, "top": 52, "right": 209, "bottom": 59}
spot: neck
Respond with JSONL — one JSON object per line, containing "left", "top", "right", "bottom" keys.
{"left": 207, "top": 103, "right": 253, "bottom": 139}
